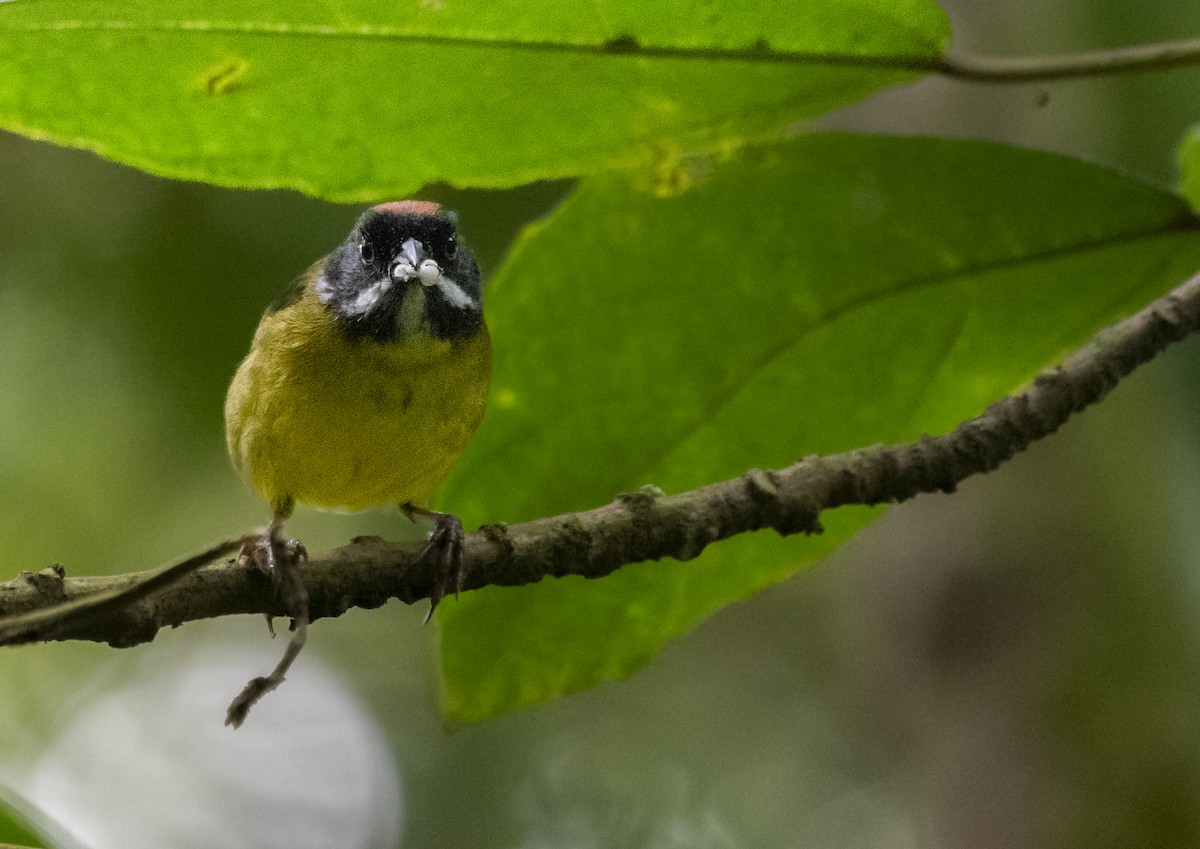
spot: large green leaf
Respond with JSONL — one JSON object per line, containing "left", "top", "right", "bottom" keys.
{"left": 0, "top": 791, "right": 49, "bottom": 849}
{"left": 0, "top": 0, "right": 948, "bottom": 200}
{"left": 437, "top": 133, "right": 1200, "bottom": 721}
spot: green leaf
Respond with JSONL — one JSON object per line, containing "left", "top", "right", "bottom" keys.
{"left": 437, "top": 133, "right": 1200, "bottom": 722}
{"left": 0, "top": 0, "right": 949, "bottom": 200}
{"left": 0, "top": 792, "right": 48, "bottom": 849}
{"left": 1178, "top": 125, "right": 1200, "bottom": 210}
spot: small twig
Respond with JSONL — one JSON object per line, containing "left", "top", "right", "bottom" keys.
{"left": 223, "top": 618, "right": 307, "bottom": 727}
{"left": 225, "top": 543, "right": 310, "bottom": 728}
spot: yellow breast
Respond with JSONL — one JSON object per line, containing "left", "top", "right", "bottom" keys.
{"left": 224, "top": 288, "right": 491, "bottom": 517}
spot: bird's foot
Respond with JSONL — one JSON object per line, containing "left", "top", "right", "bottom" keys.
{"left": 401, "top": 504, "right": 466, "bottom": 622}
{"left": 237, "top": 526, "right": 307, "bottom": 575}
{"left": 236, "top": 518, "right": 308, "bottom": 636}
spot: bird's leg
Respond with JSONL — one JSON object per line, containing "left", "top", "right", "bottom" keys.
{"left": 401, "top": 503, "right": 467, "bottom": 621}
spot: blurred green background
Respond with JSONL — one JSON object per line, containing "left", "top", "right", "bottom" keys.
{"left": 4, "top": 0, "right": 1200, "bottom": 847}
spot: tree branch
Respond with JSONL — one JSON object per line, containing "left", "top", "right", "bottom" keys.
{"left": 3, "top": 269, "right": 1200, "bottom": 649}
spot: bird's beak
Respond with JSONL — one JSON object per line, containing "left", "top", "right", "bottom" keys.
{"left": 390, "top": 237, "right": 426, "bottom": 281}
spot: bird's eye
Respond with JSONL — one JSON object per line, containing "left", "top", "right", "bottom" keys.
{"left": 359, "top": 240, "right": 374, "bottom": 265}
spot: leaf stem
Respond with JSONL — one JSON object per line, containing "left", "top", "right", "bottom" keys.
{"left": 937, "top": 36, "right": 1200, "bottom": 82}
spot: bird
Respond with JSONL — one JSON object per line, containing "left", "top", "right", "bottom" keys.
{"left": 224, "top": 200, "right": 491, "bottom": 612}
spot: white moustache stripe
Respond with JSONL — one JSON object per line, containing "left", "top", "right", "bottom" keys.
{"left": 346, "top": 277, "right": 392, "bottom": 316}
{"left": 315, "top": 273, "right": 335, "bottom": 304}
{"left": 437, "top": 277, "right": 477, "bottom": 310}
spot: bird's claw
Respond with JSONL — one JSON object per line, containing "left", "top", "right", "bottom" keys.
{"left": 236, "top": 534, "right": 308, "bottom": 574}
{"left": 417, "top": 512, "right": 466, "bottom": 623}
{"left": 236, "top": 526, "right": 308, "bottom": 636}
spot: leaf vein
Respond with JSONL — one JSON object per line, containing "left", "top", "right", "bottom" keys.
{"left": 642, "top": 215, "right": 1200, "bottom": 481}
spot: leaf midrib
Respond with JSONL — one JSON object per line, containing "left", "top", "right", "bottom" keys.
{"left": 637, "top": 212, "right": 1200, "bottom": 483}
{"left": 0, "top": 16, "right": 943, "bottom": 68}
